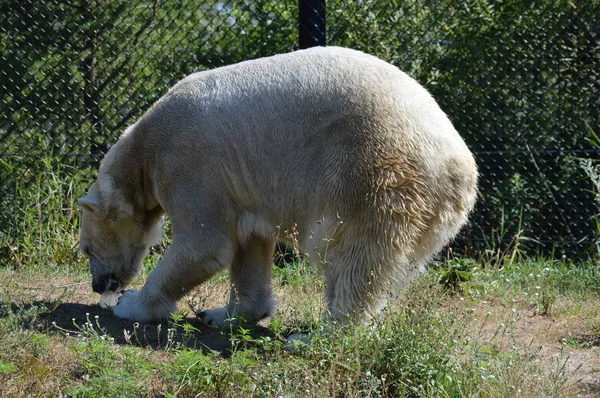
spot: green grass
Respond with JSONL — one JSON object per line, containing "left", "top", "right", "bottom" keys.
{"left": 1, "top": 159, "right": 599, "bottom": 397}
{"left": 0, "top": 157, "right": 91, "bottom": 273}
{"left": 0, "top": 258, "right": 598, "bottom": 397}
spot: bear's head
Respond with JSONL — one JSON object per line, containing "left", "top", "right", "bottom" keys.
{"left": 78, "top": 177, "right": 162, "bottom": 295}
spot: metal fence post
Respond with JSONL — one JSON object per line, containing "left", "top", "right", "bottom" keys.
{"left": 298, "top": 0, "right": 326, "bottom": 48}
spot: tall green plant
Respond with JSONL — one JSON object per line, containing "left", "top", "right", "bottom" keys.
{"left": 0, "top": 157, "right": 90, "bottom": 271}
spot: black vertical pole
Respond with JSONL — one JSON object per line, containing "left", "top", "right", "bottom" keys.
{"left": 298, "top": 0, "right": 326, "bottom": 49}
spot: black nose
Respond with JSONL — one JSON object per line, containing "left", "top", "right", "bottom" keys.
{"left": 92, "top": 279, "right": 101, "bottom": 293}
{"left": 92, "top": 274, "right": 122, "bottom": 294}
{"left": 108, "top": 275, "right": 121, "bottom": 292}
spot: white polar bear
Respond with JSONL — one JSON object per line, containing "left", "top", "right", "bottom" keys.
{"left": 78, "top": 46, "right": 477, "bottom": 327}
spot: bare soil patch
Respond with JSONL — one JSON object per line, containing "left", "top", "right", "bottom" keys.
{"left": 471, "top": 297, "right": 600, "bottom": 397}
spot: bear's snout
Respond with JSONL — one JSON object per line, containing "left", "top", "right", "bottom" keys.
{"left": 92, "top": 274, "right": 122, "bottom": 294}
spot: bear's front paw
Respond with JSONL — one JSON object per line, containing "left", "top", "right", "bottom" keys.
{"left": 113, "top": 290, "right": 176, "bottom": 323}
{"left": 197, "top": 307, "right": 237, "bottom": 327}
{"left": 112, "top": 290, "right": 148, "bottom": 322}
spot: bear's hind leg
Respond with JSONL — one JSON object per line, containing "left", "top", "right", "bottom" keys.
{"left": 321, "top": 241, "right": 398, "bottom": 329}
{"left": 199, "top": 234, "right": 276, "bottom": 327}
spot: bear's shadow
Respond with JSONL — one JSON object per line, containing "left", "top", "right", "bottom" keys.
{"left": 0, "top": 301, "right": 276, "bottom": 356}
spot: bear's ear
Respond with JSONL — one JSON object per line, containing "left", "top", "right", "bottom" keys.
{"left": 78, "top": 195, "right": 101, "bottom": 214}
{"left": 80, "top": 179, "right": 133, "bottom": 219}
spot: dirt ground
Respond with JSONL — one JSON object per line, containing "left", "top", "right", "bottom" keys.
{"left": 1, "top": 275, "right": 275, "bottom": 354}
{"left": 468, "top": 297, "right": 600, "bottom": 397}
{"left": 2, "top": 274, "right": 599, "bottom": 397}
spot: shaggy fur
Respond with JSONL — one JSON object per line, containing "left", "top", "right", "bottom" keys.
{"left": 78, "top": 46, "right": 477, "bottom": 326}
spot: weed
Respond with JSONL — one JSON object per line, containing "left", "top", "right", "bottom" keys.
{"left": 61, "top": 316, "right": 159, "bottom": 397}
{"left": 0, "top": 259, "right": 596, "bottom": 397}
{"left": 0, "top": 360, "right": 19, "bottom": 375}
{"left": 437, "top": 258, "right": 479, "bottom": 293}
{"left": 168, "top": 349, "right": 257, "bottom": 397}
{"left": 481, "top": 205, "right": 537, "bottom": 269}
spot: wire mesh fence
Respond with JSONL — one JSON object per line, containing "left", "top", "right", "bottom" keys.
{"left": 1, "top": 0, "right": 599, "bottom": 263}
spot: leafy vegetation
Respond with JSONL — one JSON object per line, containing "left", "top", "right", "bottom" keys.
{"left": 0, "top": 157, "right": 89, "bottom": 270}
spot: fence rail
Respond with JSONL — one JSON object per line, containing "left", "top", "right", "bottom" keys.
{"left": 1, "top": 0, "right": 599, "bottom": 261}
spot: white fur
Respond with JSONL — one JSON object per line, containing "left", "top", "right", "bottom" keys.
{"left": 112, "top": 290, "right": 177, "bottom": 323}
{"left": 78, "top": 47, "right": 478, "bottom": 328}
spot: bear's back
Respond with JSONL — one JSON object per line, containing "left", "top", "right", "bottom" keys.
{"left": 126, "top": 47, "right": 474, "bottom": 222}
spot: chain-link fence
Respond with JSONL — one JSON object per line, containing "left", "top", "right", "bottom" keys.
{"left": 326, "top": 1, "right": 600, "bottom": 259}
{"left": 2, "top": 0, "right": 599, "bottom": 263}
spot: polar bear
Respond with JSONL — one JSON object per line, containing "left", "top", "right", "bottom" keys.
{"left": 78, "top": 46, "right": 477, "bottom": 327}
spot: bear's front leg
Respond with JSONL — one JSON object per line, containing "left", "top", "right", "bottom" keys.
{"left": 113, "top": 244, "right": 225, "bottom": 323}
